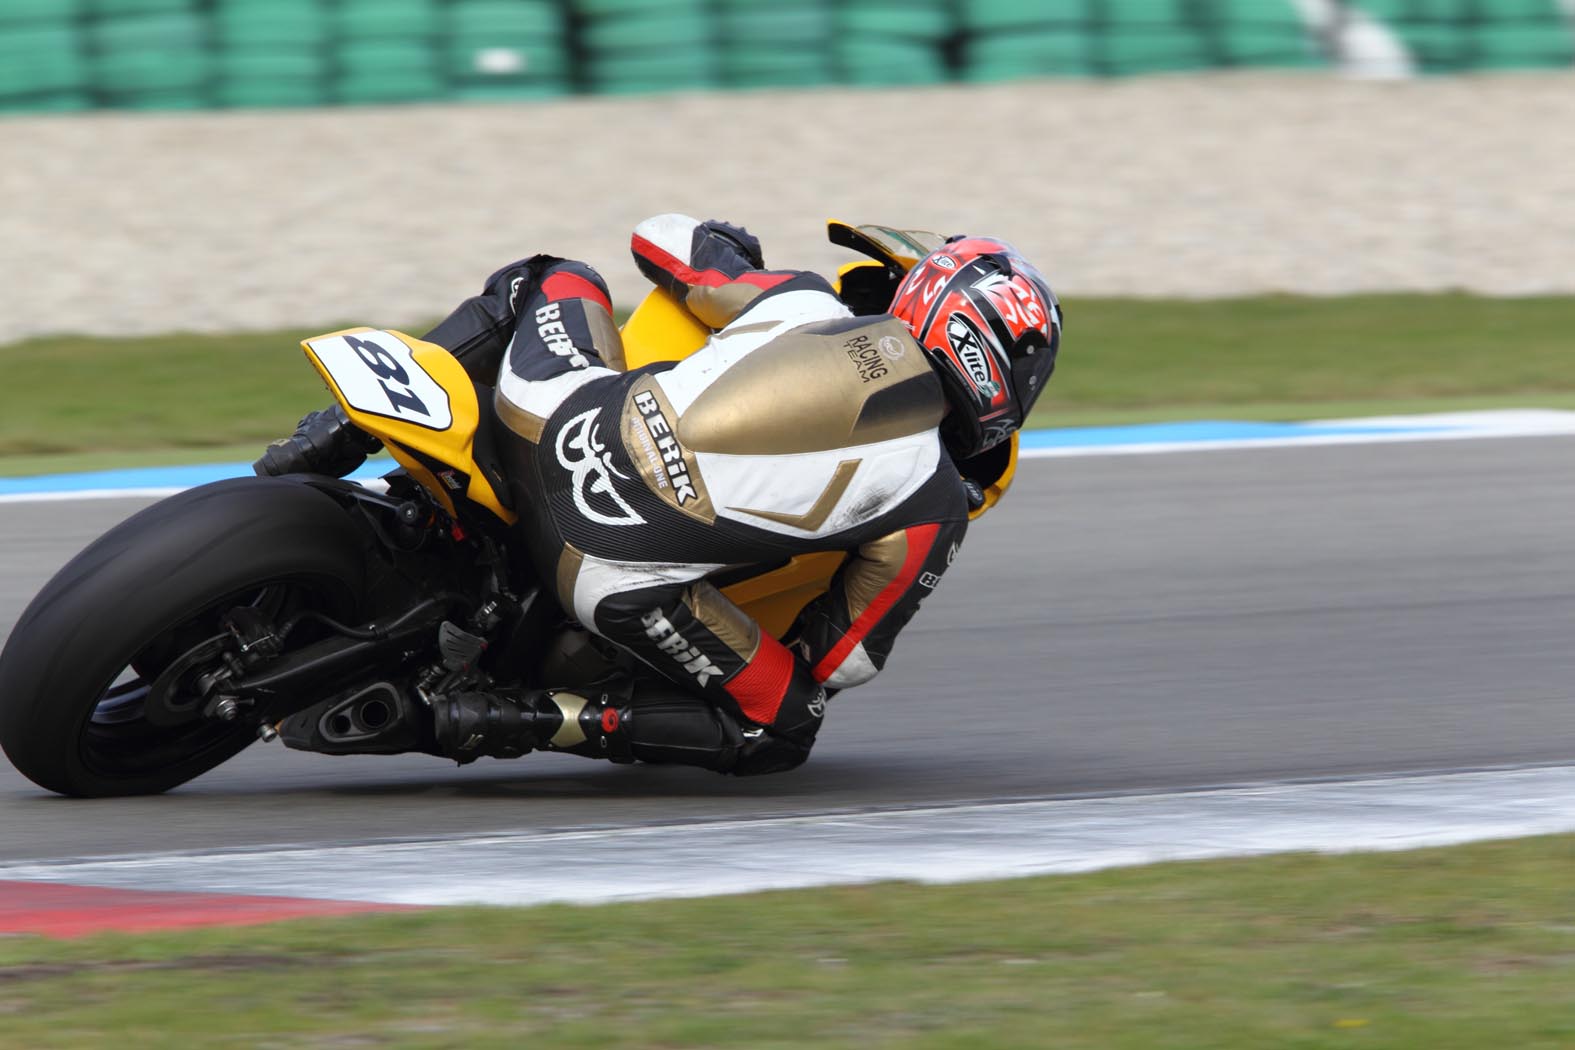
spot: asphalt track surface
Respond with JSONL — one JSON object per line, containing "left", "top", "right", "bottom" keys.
{"left": 2, "top": 437, "right": 1573, "bottom": 864}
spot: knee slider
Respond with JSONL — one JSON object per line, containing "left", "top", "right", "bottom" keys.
{"left": 728, "top": 729, "right": 814, "bottom": 777}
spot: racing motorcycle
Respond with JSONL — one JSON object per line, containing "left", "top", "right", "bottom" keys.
{"left": 0, "top": 222, "right": 1018, "bottom": 797}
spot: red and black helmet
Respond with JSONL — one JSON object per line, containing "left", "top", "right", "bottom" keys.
{"left": 889, "top": 237, "right": 1061, "bottom": 459}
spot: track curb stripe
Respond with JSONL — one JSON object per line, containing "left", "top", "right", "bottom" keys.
{"left": 5, "top": 766, "right": 1573, "bottom": 917}
{"left": 0, "top": 880, "right": 416, "bottom": 939}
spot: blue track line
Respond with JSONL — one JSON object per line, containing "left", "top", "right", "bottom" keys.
{"left": 0, "top": 419, "right": 1459, "bottom": 497}
{"left": 1016, "top": 418, "right": 1450, "bottom": 450}
{"left": 0, "top": 460, "right": 388, "bottom": 497}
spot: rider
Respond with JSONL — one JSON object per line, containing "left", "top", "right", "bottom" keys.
{"left": 261, "top": 215, "right": 1061, "bottom": 776}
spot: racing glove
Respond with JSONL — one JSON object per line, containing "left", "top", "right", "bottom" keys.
{"left": 698, "top": 219, "right": 765, "bottom": 270}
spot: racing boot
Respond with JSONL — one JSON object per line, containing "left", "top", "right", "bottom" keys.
{"left": 431, "top": 682, "right": 747, "bottom": 771}
{"left": 254, "top": 405, "right": 383, "bottom": 478}
{"left": 430, "top": 685, "right": 631, "bottom": 765}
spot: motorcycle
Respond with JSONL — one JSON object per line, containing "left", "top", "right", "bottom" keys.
{"left": 0, "top": 222, "right": 1018, "bottom": 797}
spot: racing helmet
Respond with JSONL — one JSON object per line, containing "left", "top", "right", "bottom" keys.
{"left": 888, "top": 237, "right": 1061, "bottom": 459}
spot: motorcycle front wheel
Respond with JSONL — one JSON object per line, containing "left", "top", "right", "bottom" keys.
{"left": 0, "top": 476, "right": 367, "bottom": 797}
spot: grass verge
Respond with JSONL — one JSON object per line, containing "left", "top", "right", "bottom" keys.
{"left": 2, "top": 834, "right": 1573, "bottom": 1048}
{"left": 2, "top": 293, "right": 1573, "bottom": 473}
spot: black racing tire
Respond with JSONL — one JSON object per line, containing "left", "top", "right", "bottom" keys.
{"left": 0, "top": 476, "right": 368, "bottom": 798}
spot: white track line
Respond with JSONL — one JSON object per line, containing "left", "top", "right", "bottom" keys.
{"left": 4, "top": 766, "right": 1573, "bottom": 907}
{"left": 0, "top": 488, "right": 184, "bottom": 504}
{"left": 1017, "top": 428, "right": 1572, "bottom": 459}
{"left": 8, "top": 412, "right": 1575, "bottom": 504}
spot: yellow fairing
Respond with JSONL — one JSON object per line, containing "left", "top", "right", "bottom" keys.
{"left": 719, "top": 551, "right": 848, "bottom": 640}
{"left": 619, "top": 285, "right": 711, "bottom": 371}
{"left": 970, "top": 435, "right": 1018, "bottom": 520}
{"left": 302, "top": 327, "right": 516, "bottom": 524}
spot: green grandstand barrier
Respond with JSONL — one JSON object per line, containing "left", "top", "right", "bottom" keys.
{"left": 218, "top": 50, "right": 320, "bottom": 82}
{"left": 449, "top": 0, "right": 563, "bottom": 40}
{"left": 718, "top": 3, "right": 831, "bottom": 46}
{"left": 90, "top": 12, "right": 210, "bottom": 102}
{"left": 588, "top": 48, "right": 720, "bottom": 94}
{"left": 0, "top": 92, "right": 91, "bottom": 112}
{"left": 217, "top": 50, "right": 324, "bottom": 109}
{"left": 445, "top": 0, "right": 568, "bottom": 95}
{"left": 0, "top": 0, "right": 1567, "bottom": 114}
{"left": 333, "top": 0, "right": 439, "bottom": 39}
{"left": 961, "top": 0, "right": 1083, "bottom": 33}
{"left": 1, "top": 0, "right": 84, "bottom": 23}
{"left": 721, "top": 48, "right": 834, "bottom": 86}
{"left": 1353, "top": 0, "right": 1574, "bottom": 70}
{"left": 717, "top": 0, "right": 833, "bottom": 88}
{"left": 835, "top": 0, "right": 952, "bottom": 85}
{"left": 212, "top": 0, "right": 331, "bottom": 109}
{"left": 581, "top": 0, "right": 716, "bottom": 92}
{"left": 583, "top": 9, "right": 710, "bottom": 50}
{"left": 451, "top": 80, "right": 571, "bottom": 101}
{"left": 1105, "top": 0, "right": 1190, "bottom": 26}
{"left": 837, "top": 37, "right": 951, "bottom": 85}
{"left": 1214, "top": 27, "right": 1328, "bottom": 67}
{"left": 86, "top": 0, "right": 196, "bottom": 14}
{"left": 570, "top": 0, "right": 682, "bottom": 13}
{"left": 214, "top": 80, "right": 324, "bottom": 108}
{"left": 213, "top": 0, "right": 329, "bottom": 48}
{"left": 335, "top": 38, "right": 442, "bottom": 102}
{"left": 1204, "top": 0, "right": 1326, "bottom": 66}
{"left": 1472, "top": 24, "right": 1575, "bottom": 67}
{"left": 843, "top": 3, "right": 954, "bottom": 38}
{"left": 1102, "top": 29, "right": 1213, "bottom": 74}
{"left": 965, "top": 30, "right": 1096, "bottom": 80}
{"left": 0, "top": 14, "right": 87, "bottom": 113}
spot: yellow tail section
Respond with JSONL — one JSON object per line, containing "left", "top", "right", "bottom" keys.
{"left": 301, "top": 327, "right": 514, "bottom": 524}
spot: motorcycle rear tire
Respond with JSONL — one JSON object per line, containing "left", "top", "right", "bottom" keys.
{"left": 0, "top": 476, "right": 367, "bottom": 798}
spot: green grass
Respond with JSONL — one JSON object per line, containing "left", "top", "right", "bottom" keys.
{"left": 0, "top": 326, "right": 350, "bottom": 460}
{"left": 1, "top": 294, "right": 1572, "bottom": 473}
{"left": 2, "top": 835, "right": 1573, "bottom": 1048}
{"left": 1032, "top": 293, "right": 1575, "bottom": 415}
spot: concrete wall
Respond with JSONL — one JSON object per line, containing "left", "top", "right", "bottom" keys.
{"left": 6, "top": 71, "right": 1574, "bottom": 343}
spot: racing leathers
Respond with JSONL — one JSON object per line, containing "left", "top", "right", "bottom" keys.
{"left": 430, "top": 215, "right": 970, "bottom": 775}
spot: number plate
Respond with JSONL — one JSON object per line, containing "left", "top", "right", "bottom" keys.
{"left": 307, "top": 330, "right": 454, "bottom": 431}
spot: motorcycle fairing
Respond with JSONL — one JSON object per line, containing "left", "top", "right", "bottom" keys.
{"left": 302, "top": 327, "right": 516, "bottom": 524}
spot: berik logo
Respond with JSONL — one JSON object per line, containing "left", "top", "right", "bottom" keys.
{"left": 946, "top": 314, "right": 1001, "bottom": 398}
{"left": 632, "top": 390, "right": 699, "bottom": 505}
{"left": 555, "top": 409, "right": 645, "bottom": 526}
{"left": 641, "top": 609, "right": 721, "bottom": 687}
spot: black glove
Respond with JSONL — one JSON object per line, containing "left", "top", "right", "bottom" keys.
{"left": 700, "top": 220, "right": 765, "bottom": 270}
{"left": 254, "top": 405, "right": 382, "bottom": 478}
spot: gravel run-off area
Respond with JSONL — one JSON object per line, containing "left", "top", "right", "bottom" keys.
{"left": 7, "top": 71, "right": 1575, "bottom": 342}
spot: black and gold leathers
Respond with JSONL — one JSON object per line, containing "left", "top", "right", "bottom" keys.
{"left": 468, "top": 216, "right": 971, "bottom": 775}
